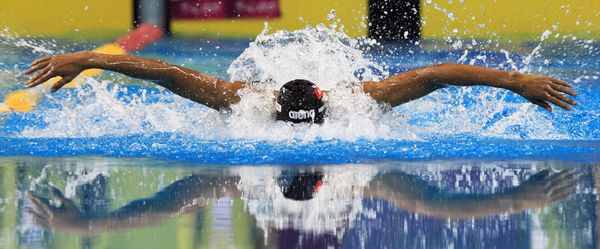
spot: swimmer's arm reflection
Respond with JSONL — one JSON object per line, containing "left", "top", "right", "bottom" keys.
{"left": 27, "top": 175, "right": 240, "bottom": 234}
{"left": 363, "top": 64, "right": 577, "bottom": 112}
{"left": 364, "top": 169, "right": 576, "bottom": 219}
{"left": 23, "top": 52, "right": 245, "bottom": 110}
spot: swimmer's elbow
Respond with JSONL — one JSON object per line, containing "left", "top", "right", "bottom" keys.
{"left": 414, "top": 65, "right": 448, "bottom": 89}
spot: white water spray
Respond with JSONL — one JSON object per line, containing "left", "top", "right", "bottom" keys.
{"left": 12, "top": 24, "right": 570, "bottom": 140}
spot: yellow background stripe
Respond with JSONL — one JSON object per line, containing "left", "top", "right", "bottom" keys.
{"left": 0, "top": 0, "right": 597, "bottom": 39}
{"left": 421, "top": 0, "right": 600, "bottom": 41}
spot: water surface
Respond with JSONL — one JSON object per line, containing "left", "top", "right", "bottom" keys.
{"left": 1, "top": 26, "right": 599, "bottom": 163}
{"left": 0, "top": 157, "right": 594, "bottom": 249}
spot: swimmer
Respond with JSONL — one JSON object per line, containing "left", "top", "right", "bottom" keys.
{"left": 23, "top": 51, "right": 577, "bottom": 123}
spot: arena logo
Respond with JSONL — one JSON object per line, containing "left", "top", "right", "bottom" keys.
{"left": 288, "top": 109, "right": 315, "bottom": 120}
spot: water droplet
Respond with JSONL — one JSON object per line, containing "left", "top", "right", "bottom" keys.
{"left": 327, "top": 9, "right": 336, "bottom": 21}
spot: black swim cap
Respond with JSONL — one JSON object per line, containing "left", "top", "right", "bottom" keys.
{"left": 275, "top": 79, "right": 326, "bottom": 124}
{"left": 278, "top": 171, "right": 324, "bottom": 201}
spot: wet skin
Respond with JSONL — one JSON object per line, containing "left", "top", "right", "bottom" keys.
{"left": 21, "top": 52, "right": 580, "bottom": 237}
{"left": 26, "top": 168, "right": 577, "bottom": 235}
{"left": 24, "top": 52, "right": 577, "bottom": 112}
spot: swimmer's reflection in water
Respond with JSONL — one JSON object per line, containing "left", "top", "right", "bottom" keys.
{"left": 26, "top": 167, "right": 577, "bottom": 247}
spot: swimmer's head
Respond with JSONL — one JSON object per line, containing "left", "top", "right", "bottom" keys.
{"left": 275, "top": 79, "right": 326, "bottom": 124}
{"left": 278, "top": 171, "right": 324, "bottom": 201}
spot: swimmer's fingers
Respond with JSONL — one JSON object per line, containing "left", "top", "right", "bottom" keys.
{"left": 31, "top": 56, "right": 52, "bottom": 68}
{"left": 23, "top": 61, "right": 50, "bottom": 75}
{"left": 549, "top": 182, "right": 577, "bottom": 196}
{"left": 550, "top": 78, "right": 572, "bottom": 88}
{"left": 549, "top": 183, "right": 577, "bottom": 202}
{"left": 551, "top": 83, "right": 577, "bottom": 97}
{"left": 50, "top": 77, "right": 72, "bottom": 93}
{"left": 49, "top": 186, "right": 77, "bottom": 210}
{"left": 28, "top": 69, "right": 58, "bottom": 89}
{"left": 26, "top": 192, "right": 55, "bottom": 216}
{"left": 545, "top": 92, "right": 573, "bottom": 110}
{"left": 544, "top": 169, "right": 578, "bottom": 191}
{"left": 24, "top": 56, "right": 52, "bottom": 74}
{"left": 527, "top": 98, "right": 552, "bottom": 112}
{"left": 549, "top": 88, "right": 577, "bottom": 106}
{"left": 26, "top": 67, "right": 51, "bottom": 87}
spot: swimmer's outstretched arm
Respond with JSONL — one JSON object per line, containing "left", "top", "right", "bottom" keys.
{"left": 364, "top": 169, "right": 576, "bottom": 220}
{"left": 24, "top": 51, "right": 246, "bottom": 110}
{"left": 26, "top": 175, "right": 240, "bottom": 234}
{"left": 362, "top": 64, "right": 577, "bottom": 111}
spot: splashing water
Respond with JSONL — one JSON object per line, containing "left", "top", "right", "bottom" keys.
{"left": 1, "top": 21, "right": 598, "bottom": 163}
{"left": 227, "top": 23, "right": 388, "bottom": 89}
{"left": 9, "top": 24, "right": 577, "bottom": 141}
{"left": 20, "top": 80, "right": 216, "bottom": 138}
{"left": 0, "top": 29, "right": 58, "bottom": 55}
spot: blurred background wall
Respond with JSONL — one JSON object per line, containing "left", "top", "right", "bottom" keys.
{"left": 0, "top": 0, "right": 598, "bottom": 40}
{"left": 170, "top": 0, "right": 368, "bottom": 38}
{"left": 421, "top": 0, "right": 600, "bottom": 41}
{"left": 0, "top": 0, "right": 132, "bottom": 39}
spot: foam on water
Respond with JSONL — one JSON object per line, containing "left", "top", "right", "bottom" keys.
{"left": 9, "top": 24, "right": 580, "bottom": 141}
{"left": 20, "top": 80, "right": 215, "bottom": 138}
{"left": 235, "top": 166, "right": 378, "bottom": 237}
{"left": 227, "top": 23, "right": 388, "bottom": 89}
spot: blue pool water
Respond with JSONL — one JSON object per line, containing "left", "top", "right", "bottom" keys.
{"left": 1, "top": 26, "right": 599, "bottom": 163}
{"left": 0, "top": 157, "right": 595, "bottom": 249}
{"left": 0, "top": 26, "right": 599, "bottom": 249}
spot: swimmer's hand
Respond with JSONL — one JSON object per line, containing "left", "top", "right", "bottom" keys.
{"left": 508, "top": 72, "right": 577, "bottom": 112}
{"left": 507, "top": 169, "right": 577, "bottom": 209}
{"left": 364, "top": 64, "right": 577, "bottom": 112}
{"left": 24, "top": 52, "right": 244, "bottom": 110}
{"left": 25, "top": 187, "right": 86, "bottom": 233}
{"left": 23, "top": 52, "right": 91, "bottom": 92}
{"left": 365, "top": 169, "right": 576, "bottom": 219}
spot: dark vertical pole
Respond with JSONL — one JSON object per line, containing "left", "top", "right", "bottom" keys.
{"left": 164, "top": 0, "right": 171, "bottom": 36}
{"left": 133, "top": 0, "right": 171, "bottom": 36}
{"left": 368, "top": 0, "right": 421, "bottom": 41}
{"left": 133, "top": 0, "right": 142, "bottom": 27}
